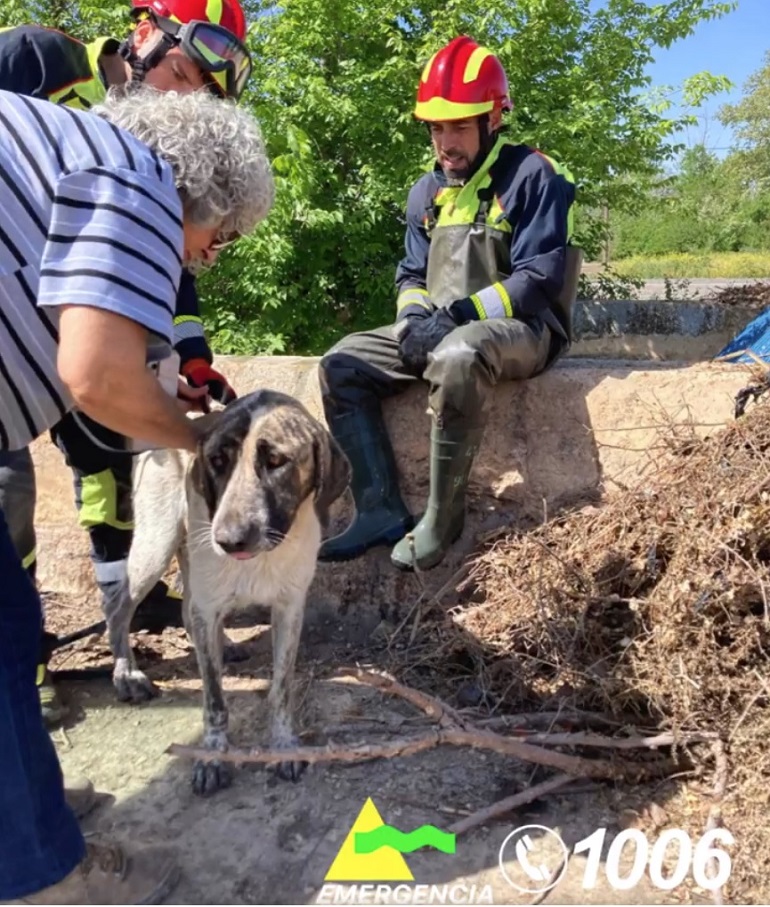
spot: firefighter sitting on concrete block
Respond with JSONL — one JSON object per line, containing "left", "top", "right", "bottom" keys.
{"left": 318, "top": 35, "right": 581, "bottom": 572}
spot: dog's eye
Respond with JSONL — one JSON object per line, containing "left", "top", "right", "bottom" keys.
{"left": 209, "top": 452, "right": 229, "bottom": 474}
{"left": 265, "top": 450, "right": 288, "bottom": 470}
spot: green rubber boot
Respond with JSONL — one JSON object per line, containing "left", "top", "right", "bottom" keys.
{"left": 391, "top": 421, "right": 483, "bottom": 572}
{"left": 318, "top": 408, "right": 414, "bottom": 562}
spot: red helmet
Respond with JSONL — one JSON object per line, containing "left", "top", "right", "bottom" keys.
{"left": 130, "top": 0, "right": 247, "bottom": 42}
{"left": 414, "top": 35, "right": 513, "bottom": 122}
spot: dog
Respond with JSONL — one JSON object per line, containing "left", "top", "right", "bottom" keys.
{"left": 103, "top": 389, "right": 351, "bottom": 795}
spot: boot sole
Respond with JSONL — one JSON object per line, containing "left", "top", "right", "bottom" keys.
{"left": 318, "top": 518, "right": 414, "bottom": 563}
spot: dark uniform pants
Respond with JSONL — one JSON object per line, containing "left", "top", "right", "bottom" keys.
{"left": 319, "top": 315, "right": 554, "bottom": 427}
{"left": 0, "top": 410, "right": 135, "bottom": 605}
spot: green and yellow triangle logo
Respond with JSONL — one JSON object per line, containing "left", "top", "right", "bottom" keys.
{"left": 324, "top": 797, "right": 414, "bottom": 882}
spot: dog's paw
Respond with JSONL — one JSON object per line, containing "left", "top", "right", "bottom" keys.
{"left": 112, "top": 668, "right": 159, "bottom": 703}
{"left": 191, "top": 759, "right": 233, "bottom": 796}
{"left": 269, "top": 734, "right": 307, "bottom": 783}
{"left": 222, "top": 641, "right": 250, "bottom": 664}
{"left": 274, "top": 758, "right": 308, "bottom": 783}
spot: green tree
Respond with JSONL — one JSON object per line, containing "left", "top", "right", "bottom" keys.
{"left": 719, "top": 49, "right": 770, "bottom": 188}
{"left": 200, "top": 0, "right": 737, "bottom": 354}
{"left": 0, "top": 0, "right": 739, "bottom": 353}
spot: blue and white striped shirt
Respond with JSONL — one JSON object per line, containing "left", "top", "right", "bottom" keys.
{"left": 0, "top": 88, "right": 183, "bottom": 450}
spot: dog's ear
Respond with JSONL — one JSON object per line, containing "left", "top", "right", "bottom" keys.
{"left": 189, "top": 411, "right": 224, "bottom": 501}
{"left": 312, "top": 426, "right": 351, "bottom": 529}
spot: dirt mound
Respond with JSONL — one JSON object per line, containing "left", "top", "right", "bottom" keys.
{"left": 714, "top": 281, "right": 770, "bottom": 309}
{"left": 402, "top": 387, "right": 770, "bottom": 901}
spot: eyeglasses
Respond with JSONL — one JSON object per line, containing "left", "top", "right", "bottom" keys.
{"left": 209, "top": 231, "right": 240, "bottom": 252}
{"left": 157, "top": 17, "right": 253, "bottom": 101}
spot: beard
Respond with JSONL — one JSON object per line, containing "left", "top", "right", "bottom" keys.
{"left": 440, "top": 153, "right": 472, "bottom": 185}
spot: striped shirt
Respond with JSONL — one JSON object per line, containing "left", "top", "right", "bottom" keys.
{"left": 0, "top": 88, "right": 183, "bottom": 451}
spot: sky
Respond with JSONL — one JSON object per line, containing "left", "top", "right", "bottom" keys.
{"left": 642, "top": 0, "right": 767, "bottom": 157}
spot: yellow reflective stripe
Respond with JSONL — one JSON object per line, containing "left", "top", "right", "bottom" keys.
{"left": 173, "top": 315, "right": 204, "bottom": 325}
{"left": 206, "top": 0, "right": 224, "bottom": 22}
{"left": 22, "top": 547, "right": 36, "bottom": 570}
{"left": 396, "top": 288, "right": 431, "bottom": 313}
{"left": 469, "top": 294, "right": 486, "bottom": 320}
{"left": 420, "top": 51, "right": 439, "bottom": 84}
{"left": 47, "top": 37, "right": 111, "bottom": 109}
{"left": 414, "top": 97, "right": 494, "bottom": 121}
{"left": 464, "top": 47, "right": 491, "bottom": 83}
{"left": 79, "top": 470, "right": 134, "bottom": 531}
{"left": 496, "top": 282, "right": 513, "bottom": 317}
{"left": 433, "top": 136, "right": 509, "bottom": 227}
{"left": 470, "top": 283, "right": 513, "bottom": 319}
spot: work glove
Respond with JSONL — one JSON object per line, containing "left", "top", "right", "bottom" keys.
{"left": 397, "top": 308, "right": 459, "bottom": 377}
{"left": 180, "top": 358, "right": 237, "bottom": 406}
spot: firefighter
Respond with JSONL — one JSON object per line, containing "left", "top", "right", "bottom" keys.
{"left": 0, "top": 0, "right": 250, "bottom": 723}
{"left": 318, "top": 35, "right": 579, "bottom": 572}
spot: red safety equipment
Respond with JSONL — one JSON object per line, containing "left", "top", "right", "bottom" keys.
{"left": 129, "top": 0, "right": 251, "bottom": 98}
{"left": 130, "top": 0, "right": 246, "bottom": 41}
{"left": 414, "top": 35, "right": 513, "bottom": 122}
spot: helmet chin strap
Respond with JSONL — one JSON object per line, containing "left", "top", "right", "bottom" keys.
{"left": 118, "top": 29, "right": 177, "bottom": 84}
{"left": 466, "top": 114, "right": 498, "bottom": 178}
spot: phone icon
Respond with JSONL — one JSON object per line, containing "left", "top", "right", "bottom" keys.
{"left": 515, "top": 834, "right": 551, "bottom": 883}
{"left": 499, "top": 825, "right": 568, "bottom": 894}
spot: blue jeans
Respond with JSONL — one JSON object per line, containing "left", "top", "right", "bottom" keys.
{"left": 0, "top": 505, "right": 84, "bottom": 898}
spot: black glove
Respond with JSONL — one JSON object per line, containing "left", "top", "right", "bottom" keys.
{"left": 398, "top": 308, "right": 459, "bottom": 376}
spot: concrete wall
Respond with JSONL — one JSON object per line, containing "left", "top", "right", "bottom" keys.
{"left": 29, "top": 355, "right": 753, "bottom": 629}
{"left": 569, "top": 299, "right": 755, "bottom": 361}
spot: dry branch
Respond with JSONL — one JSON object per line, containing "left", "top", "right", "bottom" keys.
{"left": 447, "top": 774, "right": 575, "bottom": 835}
{"left": 168, "top": 669, "right": 702, "bottom": 783}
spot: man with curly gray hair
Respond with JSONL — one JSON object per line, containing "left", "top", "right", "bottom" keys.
{"left": 0, "top": 85, "right": 272, "bottom": 905}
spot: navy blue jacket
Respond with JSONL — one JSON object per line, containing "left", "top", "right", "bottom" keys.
{"left": 395, "top": 141, "right": 575, "bottom": 329}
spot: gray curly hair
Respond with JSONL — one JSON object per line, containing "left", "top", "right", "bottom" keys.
{"left": 93, "top": 87, "right": 274, "bottom": 241}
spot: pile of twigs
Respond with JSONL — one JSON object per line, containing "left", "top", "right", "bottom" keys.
{"left": 393, "top": 389, "right": 770, "bottom": 902}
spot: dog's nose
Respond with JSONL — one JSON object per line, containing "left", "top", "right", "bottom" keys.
{"left": 215, "top": 535, "right": 254, "bottom": 556}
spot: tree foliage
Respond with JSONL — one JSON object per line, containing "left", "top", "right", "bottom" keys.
{"left": 1, "top": 0, "right": 737, "bottom": 353}
{"left": 718, "top": 49, "right": 770, "bottom": 189}
{"left": 613, "top": 52, "right": 770, "bottom": 260}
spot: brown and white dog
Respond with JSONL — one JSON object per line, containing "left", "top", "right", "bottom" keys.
{"left": 103, "top": 389, "right": 351, "bottom": 795}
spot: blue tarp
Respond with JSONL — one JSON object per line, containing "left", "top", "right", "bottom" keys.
{"left": 716, "top": 307, "right": 770, "bottom": 364}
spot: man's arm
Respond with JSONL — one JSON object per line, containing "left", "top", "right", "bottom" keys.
{"left": 38, "top": 164, "right": 195, "bottom": 446}
{"left": 174, "top": 269, "right": 237, "bottom": 404}
{"left": 173, "top": 269, "right": 212, "bottom": 364}
{"left": 393, "top": 179, "right": 436, "bottom": 322}
{"left": 449, "top": 152, "right": 575, "bottom": 324}
{"left": 57, "top": 306, "right": 198, "bottom": 451}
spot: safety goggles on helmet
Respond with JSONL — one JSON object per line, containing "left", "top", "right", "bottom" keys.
{"left": 156, "top": 17, "right": 252, "bottom": 100}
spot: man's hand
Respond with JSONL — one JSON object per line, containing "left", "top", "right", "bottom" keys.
{"left": 398, "top": 308, "right": 459, "bottom": 376}
{"left": 57, "top": 306, "right": 199, "bottom": 452}
{"left": 180, "top": 358, "right": 237, "bottom": 405}
{"left": 176, "top": 378, "right": 210, "bottom": 413}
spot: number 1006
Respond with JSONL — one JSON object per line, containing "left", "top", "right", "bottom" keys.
{"left": 575, "top": 827, "right": 734, "bottom": 891}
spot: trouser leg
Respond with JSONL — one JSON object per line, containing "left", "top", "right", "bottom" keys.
{"left": 0, "top": 504, "right": 84, "bottom": 900}
{"left": 51, "top": 414, "right": 136, "bottom": 617}
{"left": 50, "top": 414, "right": 183, "bottom": 632}
{"left": 317, "top": 325, "right": 417, "bottom": 560}
{"left": 391, "top": 316, "right": 552, "bottom": 571}
{"left": 0, "top": 447, "right": 37, "bottom": 583}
